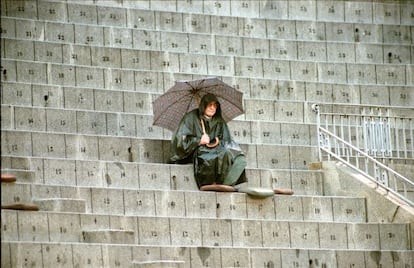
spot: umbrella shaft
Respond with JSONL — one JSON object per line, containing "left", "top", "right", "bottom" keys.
{"left": 200, "top": 119, "right": 220, "bottom": 148}
{"left": 200, "top": 119, "right": 206, "bottom": 134}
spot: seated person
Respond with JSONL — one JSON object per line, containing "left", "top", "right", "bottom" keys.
{"left": 170, "top": 93, "right": 293, "bottom": 196}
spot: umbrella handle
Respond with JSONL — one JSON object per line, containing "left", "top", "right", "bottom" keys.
{"left": 200, "top": 119, "right": 219, "bottom": 148}
{"left": 206, "top": 137, "right": 219, "bottom": 148}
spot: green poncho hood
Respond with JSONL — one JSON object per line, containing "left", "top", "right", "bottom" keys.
{"left": 198, "top": 93, "right": 222, "bottom": 119}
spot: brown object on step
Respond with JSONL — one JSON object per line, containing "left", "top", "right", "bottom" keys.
{"left": 273, "top": 188, "right": 294, "bottom": 195}
{"left": 308, "top": 162, "right": 322, "bottom": 170}
{"left": 1, "top": 173, "right": 16, "bottom": 183}
{"left": 200, "top": 184, "right": 236, "bottom": 192}
{"left": 1, "top": 203, "right": 39, "bottom": 211}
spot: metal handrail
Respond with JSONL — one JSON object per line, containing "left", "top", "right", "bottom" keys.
{"left": 313, "top": 104, "right": 413, "bottom": 159}
{"left": 313, "top": 104, "right": 414, "bottom": 207}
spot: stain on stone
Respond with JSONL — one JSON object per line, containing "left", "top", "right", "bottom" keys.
{"left": 391, "top": 251, "right": 400, "bottom": 262}
{"left": 115, "top": 162, "right": 124, "bottom": 170}
{"left": 171, "top": 175, "right": 177, "bottom": 190}
{"left": 197, "top": 247, "right": 211, "bottom": 264}
{"left": 127, "top": 147, "right": 133, "bottom": 162}
{"left": 369, "top": 251, "right": 381, "bottom": 265}
{"left": 105, "top": 173, "right": 112, "bottom": 185}
{"left": 178, "top": 247, "right": 187, "bottom": 256}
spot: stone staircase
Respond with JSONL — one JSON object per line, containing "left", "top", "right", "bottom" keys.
{"left": 1, "top": 0, "right": 413, "bottom": 267}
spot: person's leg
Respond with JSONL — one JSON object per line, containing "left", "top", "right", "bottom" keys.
{"left": 222, "top": 155, "right": 247, "bottom": 186}
{"left": 223, "top": 155, "right": 293, "bottom": 196}
{"left": 200, "top": 155, "right": 244, "bottom": 192}
{"left": 200, "top": 184, "right": 236, "bottom": 192}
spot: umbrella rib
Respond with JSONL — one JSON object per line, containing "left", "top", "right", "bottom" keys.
{"left": 184, "top": 81, "right": 194, "bottom": 90}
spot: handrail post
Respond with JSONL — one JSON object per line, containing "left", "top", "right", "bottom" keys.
{"left": 312, "top": 104, "right": 321, "bottom": 162}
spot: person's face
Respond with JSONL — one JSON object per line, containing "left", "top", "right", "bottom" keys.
{"left": 204, "top": 101, "right": 217, "bottom": 117}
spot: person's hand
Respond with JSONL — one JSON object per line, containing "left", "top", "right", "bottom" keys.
{"left": 199, "top": 134, "right": 210, "bottom": 145}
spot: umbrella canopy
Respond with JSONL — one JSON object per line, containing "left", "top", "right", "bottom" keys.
{"left": 153, "top": 77, "right": 244, "bottom": 132}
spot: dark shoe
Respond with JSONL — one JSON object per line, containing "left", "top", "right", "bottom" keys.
{"left": 1, "top": 174, "right": 16, "bottom": 183}
{"left": 200, "top": 184, "right": 236, "bottom": 192}
{"left": 1, "top": 203, "right": 39, "bottom": 211}
{"left": 273, "top": 188, "right": 294, "bottom": 195}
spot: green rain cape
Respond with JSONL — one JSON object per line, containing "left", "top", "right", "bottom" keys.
{"left": 170, "top": 93, "right": 247, "bottom": 188}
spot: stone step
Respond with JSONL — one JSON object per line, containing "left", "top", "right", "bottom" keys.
{"left": 82, "top": 229, "right": 135, "bottom": 244}
{"left": 2, "top": 241, "right": 413, "bottom": 268}
{"left": 3, "top": 79, "right": 413, "bottom": 113}
{"left": 2, "top": 210, "right": 411, "bottom": 251}
{"left": 3, "top": 6, "right": 411, "bottom": 42}
{"left": 2, "top": 54, "right": 412, "bottom": 91}
{"left": 133, "top": 260, "right": 185, "bottom": 268}
{"left": 1, "top": 35, "right": 403, "bottom": 68}
{"left": 2, "top": 183, "right": 367, "bottom": 223}
{"left": 1, "top": 103, "right": 321, "bottom": 146}
{"left": 0, "top": 155, "right": 325, "bottom": 195}
{"left": 3, "top": 101, "right": 406, "bottom": 158}
{"left": 1, "top": 130, "right": 319, "bottom": 170}
{"left": 1, "top": 183, "right": 33, "bottom": 204}
{"left": 33, "top": 198, "right": 86, "bottom": 213}
{"left": 1, "top": 154, "right": 36, "bottom": 171}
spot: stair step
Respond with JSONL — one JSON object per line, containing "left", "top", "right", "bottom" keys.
{"left": 132, "top": 260, "right": 185, "bottom": 268}
{"left": 82, "top": 229, "right": 135, "bottom": 244}
{"left": 3, "top": 241, "right": 414, "bottom": 268}
{"left": 0, "top": 209, "right": 399, "bottom": 250}
{"left": 33, "top": 198, "right": 86, "bottom": 213}
{"left": 1, "top": 156, "right": 325, "bottom": 195}
{"left": 2, "top": 182, "right": 369, "bottom": 222}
